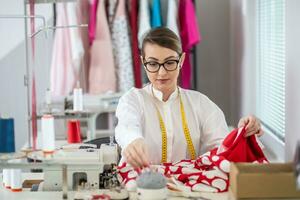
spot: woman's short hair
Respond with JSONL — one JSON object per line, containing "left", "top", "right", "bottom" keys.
{"left": 141, "top": 27, "right": 182, "bottom": 57}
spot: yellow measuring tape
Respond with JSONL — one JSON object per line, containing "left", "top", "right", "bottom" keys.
{"left": 152, "top": 87, "right": 196, "bottom": 163}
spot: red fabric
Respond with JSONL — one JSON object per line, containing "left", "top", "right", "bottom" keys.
{"left": 129, "top": 0, "right": 142, "bottom": 88}
{"left": 178, "top": 0, "right": 201, "bottom": 89}
{"left": 218, "top": 127, "right": 267, "bottom": 163}
{"left": 117, "top": 127, "right": 268, "bottom": 193}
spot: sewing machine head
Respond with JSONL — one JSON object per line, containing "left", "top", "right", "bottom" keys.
{"left": 26, "top": 143, "right": 120, "bottom": 192}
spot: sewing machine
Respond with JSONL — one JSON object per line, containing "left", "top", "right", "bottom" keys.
{"left": 0, "top": 142, "right": 129, "bottom": 199}
{"left": 26, "top": 143, "right": 120, "bottom": 191}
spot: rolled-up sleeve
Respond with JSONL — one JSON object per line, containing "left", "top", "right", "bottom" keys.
{"left": 115, "top": 89, "right": 144, "bottom": 152}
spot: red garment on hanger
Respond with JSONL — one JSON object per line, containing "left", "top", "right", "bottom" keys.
{"left": 129, "top": 0, "right": 142, "bottom": 88}
{"left": 118, "top": 127, "right": 268, "bottom": 192}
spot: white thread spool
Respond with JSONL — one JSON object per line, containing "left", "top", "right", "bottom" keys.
{"left": 100, "top": 144, "right": 118, "bottom": 164}
{"left": 73, "top": 82, "right": 83, "bottom": 112}
{"left": 3, "top": 169, "right": 11, "bottom": 189}
{"left": 41, "top": 115, "right": 55, "bottom": 154}
{"left": 10, "top": 169, "right": 22, "bottom": 192}
{"left": 45, "top": 88, "right": 51, "bottom": 106}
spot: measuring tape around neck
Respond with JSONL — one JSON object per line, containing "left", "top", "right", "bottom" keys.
{"left": 152, "top": 86, "right": 196, "bottom": 163}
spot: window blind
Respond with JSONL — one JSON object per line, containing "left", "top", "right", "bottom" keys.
{"left": 256, "top": 0, "right": 286, "bottom": 140}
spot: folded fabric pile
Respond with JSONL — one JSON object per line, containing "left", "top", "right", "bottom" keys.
{"left": 117, "top": 127, "right": 268, "bottom": 192}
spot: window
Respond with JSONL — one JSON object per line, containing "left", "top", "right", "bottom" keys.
{"left": 256, "top": 0, "right": 285, "bottom": 140}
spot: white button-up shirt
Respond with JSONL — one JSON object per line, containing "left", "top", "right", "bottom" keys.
{"left": 115, "top": 84, "right": 229, "bottom": 164}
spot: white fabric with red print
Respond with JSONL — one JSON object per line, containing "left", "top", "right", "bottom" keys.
{"left": 117, "top": 127, "right": 268, "bottom": 192}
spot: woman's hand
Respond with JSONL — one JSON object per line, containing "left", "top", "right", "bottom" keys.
{"left": 238, "top": 115, "right": 264, "bottom": 137}
{"left": 123, "top": 138, "right": 150, "bottom": 169}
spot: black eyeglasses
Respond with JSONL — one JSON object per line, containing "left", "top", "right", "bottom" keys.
{"left": 143, "top": 57, "right": 181, "bottom": 73}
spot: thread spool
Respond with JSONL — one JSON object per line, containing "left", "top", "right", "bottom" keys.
{"left": 41, "top": 115, "right": 55, "bottom": 154}
{"left": 3, "top": 169, "right": 11, "bottom": 189}
{"left": 10, "top": 169, "right": 22, "bottom": 192}
{"left": 0, "top": 118, "right": 15, "bottom": 153}
{"left": 67, "top": 120, "right": 82, "bottom": 143}
{"left": 100, "top": 143, "right": 118, "bottom": 164}
{"left": 73, "top": 82, "right": 83, "bottom": 112}
{"left": 45, "top": 88, "right": 51, "bottom": 105}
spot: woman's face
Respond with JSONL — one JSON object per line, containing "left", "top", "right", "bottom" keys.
{"left": 142, "top": 43, "right": 185, "bottom": 93}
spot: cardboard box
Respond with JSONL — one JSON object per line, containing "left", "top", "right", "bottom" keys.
{"left": 230, "top": 162, "right": 300, "bottom": 199}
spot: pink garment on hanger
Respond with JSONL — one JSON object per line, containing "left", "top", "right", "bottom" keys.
{"left": 179, "top": 0, "right": 201, "bottom": 89}
{"left": 50, "top": 3, "right": 77, "bottom": 97}
{"left": 88, "top": 0, "right": 98, "bottom": 45}
{"left": 88, "top": 0, "right": 116, "bottom": 94}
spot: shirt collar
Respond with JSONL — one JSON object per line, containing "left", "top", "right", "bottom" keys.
{"left": 149, "top": 84, "right": 179, "bottom": 102}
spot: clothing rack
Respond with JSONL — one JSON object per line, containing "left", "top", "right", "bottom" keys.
{"left": 25, "top": 0, "right": 77, "bottom": 4}
{"left": 21, "top": 0, "right": 199, "bottom": 149}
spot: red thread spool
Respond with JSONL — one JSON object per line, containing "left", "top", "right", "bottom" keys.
{"left": 67, "top": 120, "right": 82, "bottom": 143}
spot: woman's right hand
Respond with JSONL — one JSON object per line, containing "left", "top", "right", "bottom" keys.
{"left": 123, "top": 138, "right": 150, "bottom": 169}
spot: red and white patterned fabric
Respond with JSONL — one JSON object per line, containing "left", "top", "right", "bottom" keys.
{"left": 117, "top": 127, "right": 268, "bottom": 192}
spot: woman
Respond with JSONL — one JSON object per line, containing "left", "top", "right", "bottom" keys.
{"left": 115, "top": 27, "right": 263, "bottom": 168}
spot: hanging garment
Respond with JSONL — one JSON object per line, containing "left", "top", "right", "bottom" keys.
{"left": 110, "top": 0, "right": 134, "bottom": 92}
{"left": 50, "top": 3, "right": 77, "bottom": 97}
{"left": 77, "top": 0, "right": 90, "bottom": 92}
{"left": 66, "top": 2, "right": 84, "bottom": 80}
{"left": 117, "top": 127, "right": 268, "bottom": 192}
{"left": 88, "top": 0, "right": 98, "bottom": 45}
{"left": 166, "top": 0, "right": 180, "bottom": 37}
{"left": 151, "top": 0, "right": 162, "bottom": 27}
{"left": 89, "top": 0, "right": 117, "bottom": 94}
{"left": 138, "top": 0, "right": 151, "bottom": 48}
{"left": 179, "top": 0, "right": 201, "bottom": 89}
{"left": 129, "top": 0, "right": 142, "bottom": 88}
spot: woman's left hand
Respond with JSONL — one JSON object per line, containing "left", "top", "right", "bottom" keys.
{"left": 238, "top": 115, "right": 264, "bottom": 137}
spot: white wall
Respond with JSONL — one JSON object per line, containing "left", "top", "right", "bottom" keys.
{"left": 196, "top": 0, "right": 232, "bottom": 125}
{"left": 285, "top": 0, "right": 300, "bottom": 161}
{"left": 0, "top": 1, "right": 53, "bottom": 150}
{"left": 0, "top": 1, "right": 53, "bottom": 60}
{"left": 230, "top": 0, "right": 257, "bottom": 126}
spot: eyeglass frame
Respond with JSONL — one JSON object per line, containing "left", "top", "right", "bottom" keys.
{"left": 142, "top": 54, "right": 182, "bottom": 73}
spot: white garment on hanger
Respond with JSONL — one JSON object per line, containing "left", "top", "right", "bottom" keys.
{"left": 50, "top": 3, "right": 76, "bottom": 97}
{"left": 138, "top": 0, "right": 151, "bottom": 48}
{"left": 110, "top": 0, "right": 134, "bottom": 92}
{"left": 167, "top": 0, "right": 180, "bottom": 37}
{"left": 66, "top": 2, "right": 84, "bottom": 74}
